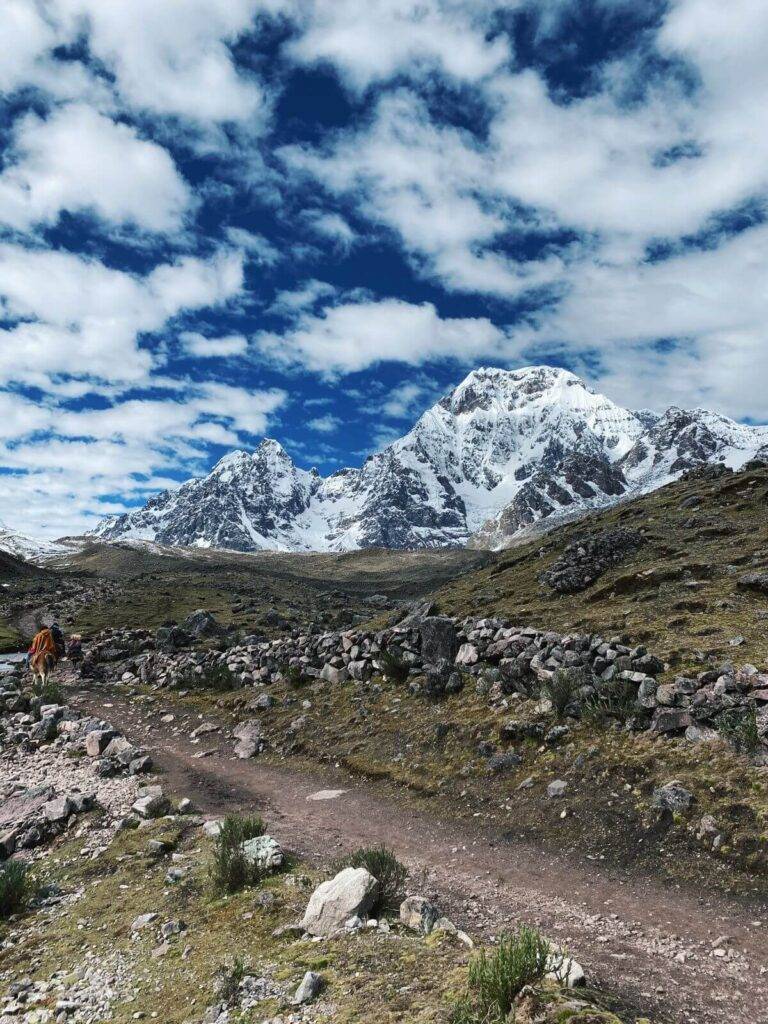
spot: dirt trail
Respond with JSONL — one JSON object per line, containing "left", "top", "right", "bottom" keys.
{"left": 73, "top": 685, "right": 768, "bottom": 1024}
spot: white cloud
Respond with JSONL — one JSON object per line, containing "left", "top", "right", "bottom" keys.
{"left": 270, "top": 279, "right": 337, "bottom": 315}
{"left": 0, "top": 382, "right": 287, "bottom": 538}
{"left": 379, "top": 378, "right": 438, "bottom": 419}
{"left": 514, "top": 219, "right": 768, "bottom": 419}
{"left": 285, "top": 0, "right": 511, "bottom": 91}
{"left": 258, "top": 297, "right": 515, "bottom": 375}
{"left": 302, "top": 210, "right": 357, "bottom": 251}
{"left": 35, "top": 0, "right": 269, "bottom": 123}
{"left": 0, "top": 244, "right": 245, "bottom": 388}
{"left": 307, "top": 413, "right": 342, "bottom": 433}
{"left": 180, "top": 333, "right": 249, "bottom": 358}
{"left": 281, "top": 90, "right": 566, "bottom": 296}
{"left": 0, "top": 104, "right": 190, "bottom": 233}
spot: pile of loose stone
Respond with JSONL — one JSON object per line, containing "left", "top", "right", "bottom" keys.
{"left": 538, "top": 528, "right": 646, "bottom": 594}
{"left": 83, "top": 610, "right": 768, "bottom": 752}
{"left": 0, "top": 662, "right": 153, "bottom": 860}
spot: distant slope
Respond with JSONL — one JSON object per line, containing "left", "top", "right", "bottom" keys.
{"left": 92, "top": 366, "right": 768, "bottom": 554}
{"left": 432, "top": 462, "right": 768, "bottom": 672}
{"left": 0, "top": 547, "right": 44, "bottom": 578}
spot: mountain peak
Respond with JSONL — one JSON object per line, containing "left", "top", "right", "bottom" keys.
{"left": 91, "top": 365, "right": 768, "bottom": 553}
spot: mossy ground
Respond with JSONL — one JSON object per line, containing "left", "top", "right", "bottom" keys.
{"left": 0, "top": 812, "right": 644, "bottom": 1023}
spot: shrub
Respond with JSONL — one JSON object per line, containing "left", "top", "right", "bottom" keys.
{"left": 32, "top": 678, "right": 63, "bottom": 704}
{"left": 718, "top": 706, "right": 762, "bottom": 755}
{"left": 332, "top": 845, "right": 408, "bottom": 913}
{"left": 0, "top": 861, "right": 34, "bottom": 918}
{"left": 451, "top": 926, "right": 552, "bottom": 1023}
{"left": 581, "top": 678, "right": 638, "bottom": 724}
{"left": 378, "top": 648, "right": 410, "bottom": 685}
{"left": 543, "top": 668, "right": 585, "bottom": 719}
{"left": 209, "top": 814, "right": 267, "bottom": 894}
{"left": 283, "top": 663, "right": 311, "bottom": 689}
{"left": 180, "top": 662, "right": 237, "bottom": 693}
{"left": 214, "top": 955, "right": 248, "bottom": 1006}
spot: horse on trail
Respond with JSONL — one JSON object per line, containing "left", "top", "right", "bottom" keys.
{"left": 28, "top": 627, "right": 60, "bottom": 688}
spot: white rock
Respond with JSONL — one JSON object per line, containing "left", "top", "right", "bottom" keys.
{"left": 300, "top": 868, "right": 379, "bottom": 937}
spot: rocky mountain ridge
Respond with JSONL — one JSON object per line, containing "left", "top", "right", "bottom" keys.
{"left": 92, "top": 366, "right": 768, "bottom": 552}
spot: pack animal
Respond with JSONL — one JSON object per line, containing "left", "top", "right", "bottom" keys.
{"left": 28, "top": 628, "right": 59, "bottom": 688}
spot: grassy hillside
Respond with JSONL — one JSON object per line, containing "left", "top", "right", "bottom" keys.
{"left": 433, "top": 463, "right": 768, "bottom": 673}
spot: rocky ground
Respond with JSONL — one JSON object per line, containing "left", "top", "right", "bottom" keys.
{"left": 2, "top": 465, "right": 767, "bottom": 1022}
{"left": 0, "top": 658, "right": 650, "bottom": 1024}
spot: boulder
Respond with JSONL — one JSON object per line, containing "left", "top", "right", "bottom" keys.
{"left": 132, "top": 786, "right": 170, "bottom": 819}
{"left": 300, "top": 867, "right": 379, "bottom": 937}
{"left": 241, "top": 835, "right": 284, "bottom": 872}
{"left": 420, "top": 617, "right": 458, "bottom": 666}
{"left": 547, "top": 779, "right": 568, "bottom": 799}
{"left": 546, "top": 949, "right": 585, "bottom": 988}
{"left": 233, "top": 720, "right": 264, "bottom": 759}
{"left": 292, "top": 971, "right": 323, "bottom": 1005}
{"left": 183, "top": 610, "right": 224, "bottom": 638}
{"left": 43, "top": 796, "right": 72, "bottom": 822}
{"left": 487, "top": 752, "right": 522, "bottom": 774}
{"left": 652, "top": 781, "right": 695, "bottom": 813}
{"left": 399, "top": 895, "right": 441, "bottom": 935}
{"left": 455, "top": 643, "right": 479, "bottom": 667}
{"left": 737, "top": 573, "right": 768, "bottom": 594}
{"left": 84, "top": 729, "right": 115, "bottom": 757}
{"left": 650, "top": 708, "right": 692, "bottom": 733}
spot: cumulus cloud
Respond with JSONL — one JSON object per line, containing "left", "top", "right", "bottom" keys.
{"left": 180, "top": 333, "right": 249, "bottom": 358}
{"left": 307, "top": 413, "right": 342, "bottom": 433}
{"left": 281, "top": 90, "right": 567, "bottom": 296}
{"left": 0, "top": 244, "right": 245, "bottom": 388}
{"left": 258, "top": 297, "right": 515, "bottom": 375}
{"left": 0, "top": 104, "right": 190, "bottom": 233}
{"left": 284, "top": 0, "right": 511, "bottom": 91}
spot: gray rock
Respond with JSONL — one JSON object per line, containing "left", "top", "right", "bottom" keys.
{"left": 84, "top": 729, "right": 115, "bottom": 757}
{"left": 652, "top": 781, "right": 695, "bottom": 813}
{"left": 651, "top": 708, "right": 692, "bottom": 733}
{"left": 132, "top": 913, "right": 158, "bottom": 931}
{"left": 241, "top": 835, "right": 284, "bottom": 872}
{"left": 43, "top": 796, "right": 72, "bottom": 822}
{"left": 487, "top": 751, "right": 522, "bottom": 774}
{"left": 132, "top": 786, "right": 170, "bottom": 819}
{"left": 292, "top": 971, "right": 323, "bottom": 1005}
{"left": 421, "top": 617, "right": 458, "bottom": 666}
{"left": 547, "top": 779, "right": 568, "bottom": 799}
{"left": 300, "top": 868, "right": 379, "bottom": 937}
{"left": 399, "top": 895, "right": 441, "bottom": 935}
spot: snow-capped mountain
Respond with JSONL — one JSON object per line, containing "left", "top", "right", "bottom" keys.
{"left": 92, "top": 366, "right": 768, "bottom": 552}
{"left": 0, "top": 520, "right": 64, "bottom": 563}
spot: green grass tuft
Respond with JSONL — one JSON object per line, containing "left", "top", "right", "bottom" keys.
{"left": 0, "top": 861, "right": 35, "bottom": 918}
{"left": 451, "top": 925, "right": 552, "bottom": 1023}
{"left": 209, "top": 815, "right": 267, "bottom": 894}
{"left": 332, "top": 844, "right": 408, "bottom": 914}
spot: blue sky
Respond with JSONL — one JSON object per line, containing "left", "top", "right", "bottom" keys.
{"left": 0, "top": 0, "right": 766, "bottom": 537}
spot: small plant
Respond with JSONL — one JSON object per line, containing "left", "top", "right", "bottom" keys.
{"left": 543, "top": 668, "right": 585, "bottom": 719}
{"left": 451, "top": 926, "right": 553, "bottom": 1023}
{"left": 179, "top": 662, "right": 237, "bottom": 693}
{"left": 214, "top": 955, "right": 248, "bottom": 1006}
{"left": 209, "top": 814, "right": 267, "bottom": 894}
{"left": 581, "top": 678, "right": 638, "bottom": 724}
{"left": 0, "top": 861, "right": 34, "bottom": 918}
{"left": 283, "top": 663, "right": 311, "bottom": 689}
{"left": 31, "top": 678, "right": 63, "bottom": 704}
{"left": 718, "top": 706, "right": 762, "bottom": 755}
{"left": 332, "top": 844, "right": 408, "bottom": 913}
{"left": 378, "top": 648, "right": 410, "bottom": 685}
